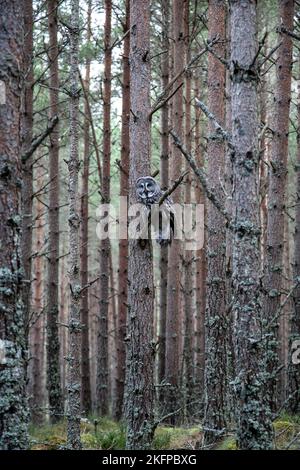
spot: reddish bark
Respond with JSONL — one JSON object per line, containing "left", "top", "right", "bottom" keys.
{"left": 113, "top": 0, "right": 130, "bottom": 422}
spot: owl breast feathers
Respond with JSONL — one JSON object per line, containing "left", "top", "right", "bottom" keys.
{"left": 135, "top": 176, "right": 175, "bottom": 245}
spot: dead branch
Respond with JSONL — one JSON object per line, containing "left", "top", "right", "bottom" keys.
{"left": 22, "top": 115, "right": 59, "bottom": 163}
{"left": 158, "top": 170, "right": 189, "bottom": 206}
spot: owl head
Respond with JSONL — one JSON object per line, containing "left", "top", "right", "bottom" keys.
{"left": 136, "top": 176, "right": 161, "bottom": 205}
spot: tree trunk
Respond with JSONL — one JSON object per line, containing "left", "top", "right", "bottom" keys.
{"left": 165, "top": 0, "right": 184, "bottom": 421}
{"left": 113, "top": 0, "right": 130, "bottom": 421}
{"left": 264, "top": 0, "right": 294, "bottom": 412}
{"left": 67, "top": 0, "right": 82, "bottom": 449}
{"left": 230, "top": 0, "right": 272, "bottom": 449}
{"left": 0, "top": 0, "right": 29, "bottom": 449}
{"left": 182, "top": 0, "right": 194, "bottom": 418}
{"left": 203, "top": 0, "right": 227, "bottom": 445}
{"left": 97, "top": 0, "right": 112, "bottom": 417}
{"left": 193, "top": 76, "right": 206, "bottom": 404}
{"left": 29, "top": 163, "right": 46, "bottom": 424}
{"left": 80, "top": 0, "right": 92, "bottom": 415}
{"left": 21, "top": 0, "right": 33, "bottom": 358}
{"left": 158, "top": 0, "right": 169, "bottom": 395}
{"left": 124, "top": 0, "right": 155, "bottom": 450}
{"left": 47, "top": 0, "right": 63, "bottom": 422}
{"left": 287, "top": 54, "right": 300, "bottom": 413}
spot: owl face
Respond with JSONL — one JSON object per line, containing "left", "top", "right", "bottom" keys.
{"left": 136, "top": 176, "right": 160, "bottom": 204}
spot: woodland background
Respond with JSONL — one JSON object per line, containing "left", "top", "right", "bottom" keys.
{"left": 1, "top": 0, "right": 300, "bottom": 451}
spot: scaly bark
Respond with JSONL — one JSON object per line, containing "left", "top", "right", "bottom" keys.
{"left": 47, "top": 0, "right": 63, "bottom": 422}
{"left": 67, "top": 0, "right": 82, "bottom": 449}
{"left": 21, "top": 0, "right": 33, "bottom": 358}
{"left": 158, "top": 0, "right": 169, "bottom": 396}
{"left": 124, "top": 0, "right": 155, "bottom": 450}
{"left": 264, "top": 0, "right": 294, "bottom": 412}
{"left": 203, "top": 0, "right": 227, "bottom": 445}
{"left": 0, "top": 0, "right": 29, "bottom": 449}
{"left": 230, "top": 0, "right": 273, "bottom": 449}
{"left": 97, "top": 0, "right": 112, "bottom": 417}
{"left": 113, "top": 0, "right": 130, "bottom": 421}
{"left": 165, "top": 0, "right": 184, "bottom": 422}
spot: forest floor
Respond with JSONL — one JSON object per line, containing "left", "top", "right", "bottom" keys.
{"left": 29, "top": 414, "right": 300, "bottom": 450}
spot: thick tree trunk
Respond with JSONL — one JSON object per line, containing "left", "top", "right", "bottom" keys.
{"left": 47, "top": 0, "right": 63, "bottom": 422}
{"left": 230, "top": 0, "right": 272, "bottom": 449}
{"left": 21, "top": 0, "right": 33, "bottom": 356}
{"left": 203, "top": 0, "right": 227, "bottom": 445}
{"left": 165, "top": 0, "right": 184, "bottom": 421}
{"left": 157, "top": 0, "right": 169, "bottom": 396}
{"left": 124, "top": 0, "right": 155, "bottom": 450}
{"left": 80, "top": 0, "right": 92, "bottom": 415}
{"left": 113, "top": 0, "right": 130, "bottom": 422}
{"left": 67, "top": 0, "right": 82, "bottom": 449}
{"left": 0, "top": 0, "right": 29, "bottom": 449}
{"left": 97, "top": 0, "right": 112, "bottom": 417}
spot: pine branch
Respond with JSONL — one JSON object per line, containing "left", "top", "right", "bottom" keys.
{"left": 169, "top": 130, "right": 230, "bottom": 223}
{"left": 21, "top": 115, "right": 59, "bottom": 163}
{"left": 194, "top": 97, "right": 232, "bottom": 146}
{"left": 158, "top": 170, "right": 189, "bottom": 206}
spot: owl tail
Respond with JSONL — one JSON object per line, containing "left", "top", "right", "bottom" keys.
{"left": 155, "top": 209, "right": 174, "bottom": 246}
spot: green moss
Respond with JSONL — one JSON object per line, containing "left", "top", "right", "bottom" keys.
{"left": 217, "top": 436, "right": 237, "bottom": 450}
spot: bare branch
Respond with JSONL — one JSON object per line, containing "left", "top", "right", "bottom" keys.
{"left": 194, "top": 97, "right": 232, "bottom": 146}
{"left": 158, "top": 170, "right": 189, "bottom": 206}
{"left": 22, "top": 115, "right": 59, "bottom": 163}
{"left": 169, "top": 130, "right": 230, "bottom": 223}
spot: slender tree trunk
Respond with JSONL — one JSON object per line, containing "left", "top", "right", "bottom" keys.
{"left": 203, "top": 0, "right": 227, "bottom": 445}
{"left": 158, "top": 0, "right": 169, "bottom": 394}
{"left": 165, "top": 0, "right": 184, "bottom": 421}
{"left": 230, "top": 0, "right": 272, "bottom": 449}
{"left": 21, "top": 0, "right": 33, "bottom": 358}
{"left": 67, "top": 0, "right": 82, "bottom": 449}
{"left": 29, "top": 164, "right": 46, "bottom": 424}
{"left": 194, "top": 76, "right": 206, "bottom": 403}
{"left": 124, "top": 0, "right": 155, "bottom": 450}
{"left": 80, "top": 0, "right": 92, "bottom": 415}
{"left": 182, "top": 0, "right": 194, "bottom": 418}
{"left": 264, "top": 0, "right": 294, "bottom": 412}
{"left": 287, "top": 54, "right": 300, "bottom": 413}
{"left": 97, "top": 0, "right": 112, "bottom": 417}
{"left": 0, "top": 0, "right": 29, "bottom": 449}
{"left": 47, "top": 0, "right": 63, "bottom": 422}
{"left": 113, "top": 0, "right": 130, "bottom": 422}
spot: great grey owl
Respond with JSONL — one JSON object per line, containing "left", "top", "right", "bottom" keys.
{"left": 135, "top": 176, "right": 174, "bottom": 245}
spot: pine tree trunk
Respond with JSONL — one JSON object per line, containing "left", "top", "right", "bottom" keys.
{"left": 287, "top": 54, "right": 300, "bottom": 413}
{"left": 158, "top": 0, "right": 169, "bottom": 394}
{"left": 124, "top": 0, "right": 155, "bottom": 450}
{"left": 80, "top": 0, "right": 92, "bottom": 415}
{"left": 194, "top": 76, "right": 206, "bottom": 403}
{"left": 47, "top": 0, "right": 63, "bottom": 422}
{"left": 165, "top": 0, "right": 184, "bottom": 421}
{"left": 264, "top": 0, "right": 294, "bottom": 412}
{"left": 182, "top": 0, "right": 194, "bottom": 417}
{"left": 67, "top": 0, "right": 82, "bottom": 449}
{"left": 203, "top": 0, "right": 227, "bottom": 445}
{"left": 230, "top": 0, "right": 272, "bottom": 449}
{"left": 21, "top": 0, "right": 33, "bottom": 356}
{"left": 97, "top": 0, "right": 112, "bottom": 417}
{"left": 0, "top": 0, "right": 29, "bottom": 449}
{"left": 29, "top": 163, "right": 46, "bottom": 424}
{"left": 113, "top": 0, "right": 130, "bottom": 422}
